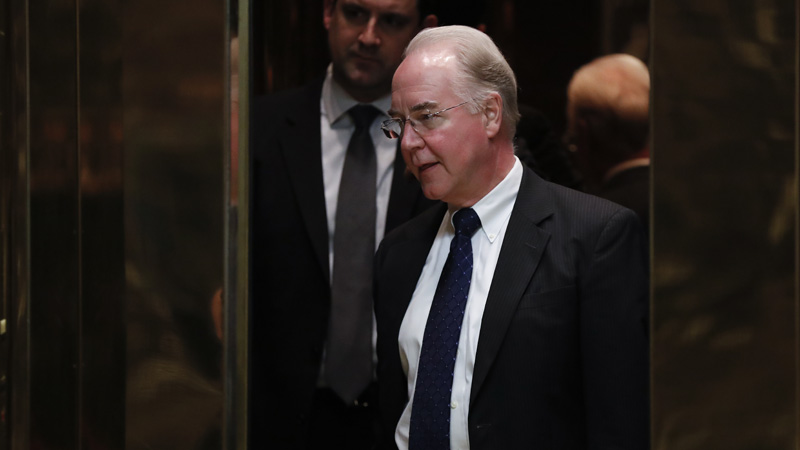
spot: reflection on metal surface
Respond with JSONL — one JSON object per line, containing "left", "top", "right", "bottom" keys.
{"left": 5, "top": 0, "right": 130, "bottom": 446}
{"left": 28, "top": 0, "right": 80, "bottom": 448}
{"left": 79, "top": 0, "right": 126, "bottom": 446}
{"left": 225, "top": 0, "right": 249, "bottom": 447}
{"left": 122, "top": 0, "right": 226, "bottom": 448}
{"left": 651, "top": 0, "right": 797, "bottom": 449}
{"left": 0, "top": 0, "right": 9, "bottom": 445}
{"left": 1, "top": 0, "right": 25, "bottom": 448}
{"left": 6, "top": 0, "right": 30, "bottom": 446}
{"left": 4, "top": 0, "right": 230, "bottom": 447}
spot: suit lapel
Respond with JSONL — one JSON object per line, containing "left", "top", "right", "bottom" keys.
{"left": 383, "top": 204, "right": 447, "bottom": 341}
{"left": 470, "top": 168, "right": 554, "bottom": 401}
{"left": 280, "top": 78, "right": 331, "bottom": 282}
{"left": 393, "top": 208, "right": 445, "bottom": 308}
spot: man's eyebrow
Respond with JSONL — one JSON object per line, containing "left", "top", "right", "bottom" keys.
{"left": 341, "top": 2, "right": 367, "bottom": 12}
{"left": 410, "top": 101, "right": 437, "bottom": 113}
{"left": 387, "top": 102, "right": 438, "bottom": 118}
{"left": 379, "top": 11, "right": 413, "bottom": 21}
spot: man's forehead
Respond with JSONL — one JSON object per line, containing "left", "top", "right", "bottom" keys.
{"left": 394, "top": 50, "right": 457, "bottom": 88}
{"left": 408, "top": 46, "right": 458, "bottom": 70}
{"left": 337, "top": 0, "right": 418, "bottom": 15}
{"left": 390, "top": 66, "right": 456, "bottom": 113}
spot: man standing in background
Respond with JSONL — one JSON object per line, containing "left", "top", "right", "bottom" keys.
{"left": 250, "top": 0, "right": 437, "bottom": 448}
{"left": 566, "top": 53, "right": 650, "bottom": 231}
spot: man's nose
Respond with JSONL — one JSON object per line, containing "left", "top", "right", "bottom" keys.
{"left": 358, "top": 17, "right": 381, "bottom": 46}
{"left": 400, "top": 121, "right": 424, "bottom": 152}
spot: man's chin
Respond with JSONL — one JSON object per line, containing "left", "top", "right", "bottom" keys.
{"left": 340, "top": 64, "right": 390, "bottom": 89}
{"left": 347, "top": 74, "right": 385, "bottom": 91}
{"left": 420, "top": 184, "right": 445, "bottom": 202}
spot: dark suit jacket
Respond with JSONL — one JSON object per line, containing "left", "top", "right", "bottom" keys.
{"left": 250, "top": 76, "right": 437, "bottom": 448}
{"left": 374, "top": 167, "right": 649, "bottom": 450}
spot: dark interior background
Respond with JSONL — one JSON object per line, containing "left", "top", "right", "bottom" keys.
{"left": 251, "top": 0, "right": 649, "bottom": 138}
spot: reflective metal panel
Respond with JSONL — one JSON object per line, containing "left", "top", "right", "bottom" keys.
{"left": 651, "top": 1, "right": 797, "bottom": 449}
{"left": 28, "top": 0, "right": 80, "bottom": 447}
{"left": 0, "top": 0, "right": 8, "bottom": 444}
{"left": 78, "top": 0, "right": 125, "bottom": 446}
{"left": 4, "top": 0, "right": 232, "bottom": 447}
{"left": 122, "top": 0, "right": 226, "bottom": 448}
{"left": 4, "top": 0, "right": 30, "bottom": 448}
{"left": 227, "top": 0, "right": 249, "bottom": 448}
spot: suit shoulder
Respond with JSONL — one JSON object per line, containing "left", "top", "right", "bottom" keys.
{"left": 545, "top": 180, "right": 633, "bottom": 222}
{"left": 529, "top": 177, "right": 644, "bottom": 245}
{"left": 250, "top": 78, "right": 324, "bottom": 159}
{"left": 252, "top": 75, "right": 324, "bottom": 120}
{"left": 252, "top": 84, "right": 318, "bottom": 122}
{"left": 526, "top": 180, "right": 645, "bottom": 270}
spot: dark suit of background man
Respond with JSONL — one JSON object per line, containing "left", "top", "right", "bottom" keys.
{"left": 250, "top": 0, "right": 437, "bottom": 448}
{"left": 566, "top": 53, "right": 651, "bottom": 232}
{"left": 375, "top": 26, "right": 649, "bottom": 450}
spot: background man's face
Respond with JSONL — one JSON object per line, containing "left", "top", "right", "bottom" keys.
{"left": 324, "top": 0, "right": 420, "bottom": 102}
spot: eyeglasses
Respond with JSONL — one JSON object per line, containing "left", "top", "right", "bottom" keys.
{"left": 381, "top": 101, "right": 469, "bottom": 139}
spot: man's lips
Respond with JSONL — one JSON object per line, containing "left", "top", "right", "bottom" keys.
{"left": 350, "top": 53, "right": 380, "bottom": 64}
{"left": 418, "top": 162, "right": 438, "bottom": 173}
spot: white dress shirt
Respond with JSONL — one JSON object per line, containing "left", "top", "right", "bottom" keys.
{"left": 395, "top": 157, "right": 523, "bottom": 450}
{"left": 319, "top": 64, "right": 396, "bottom": 383}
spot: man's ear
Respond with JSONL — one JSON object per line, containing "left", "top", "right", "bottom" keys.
{"left": 323, "top": 0, "right": 335, "bottom": 30}
{"left": 422, "top": 14, "right": 438, "bottom": 29}
{"left": 483, "top": 93, "right": 503, "bottom": 138}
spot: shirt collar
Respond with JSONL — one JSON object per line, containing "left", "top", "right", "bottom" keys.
{"left": 321, "top": 63, "right": 391, "bottom": 126}
{"left": 448, "top": 157, "right": 523, "bottom": 243}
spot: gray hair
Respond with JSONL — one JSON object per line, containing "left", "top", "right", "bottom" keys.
{"left": 405, "top": 25, "right": 520, "bottom": 137}
{"left": 568, "top": 54, "right": 649, "bottom": 126}
{"left": 567, "top": 54, "right": 650, "bottom": 154}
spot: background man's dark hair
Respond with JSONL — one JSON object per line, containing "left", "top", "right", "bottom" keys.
{"left": 428, "top": 0, "right": 486, "bottom": 27}
{"left": 330, "top": 0, "right": 438, "bottom": 25}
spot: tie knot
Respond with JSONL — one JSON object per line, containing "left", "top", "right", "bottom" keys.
{"left": 453, "top": 208, "right": 481, "bottom": 237}
{"left": 349, "top": 104, "right": 380, "bottom": 130}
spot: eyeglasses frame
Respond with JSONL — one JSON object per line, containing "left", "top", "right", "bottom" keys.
{"left": 381, "top": 101, "right": 470, "bottom": 139}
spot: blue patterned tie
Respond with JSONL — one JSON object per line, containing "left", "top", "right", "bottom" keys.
{"left": 409, "top": 207, "right": 482, "bottom": 450}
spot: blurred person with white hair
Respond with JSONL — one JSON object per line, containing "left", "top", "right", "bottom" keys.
{"left": 566, "top": 53, "right": 650, "bottom": 231}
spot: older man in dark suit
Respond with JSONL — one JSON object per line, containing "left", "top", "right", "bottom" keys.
{"left": 566, "top": 53, "right": 651, "bottom": 232}
{"left": 375, "top": 26, "right": 649, "bottom": 450}
{"left": 250, "top": 0, "right": 437, "bottom": 448}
